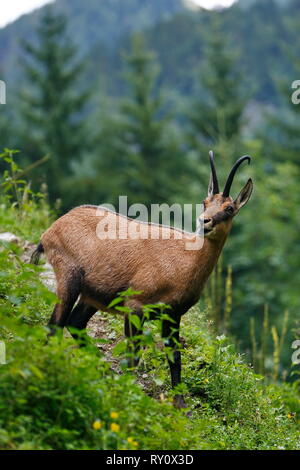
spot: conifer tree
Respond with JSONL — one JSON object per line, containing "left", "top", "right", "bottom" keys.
{"left": 263, "top": 56, "right": 300, "bottom": 165}
{"left": 88, "top": 34, "right": 191, "bottom": 208}
{"left": 187, "top": 14, "right": 248, "bottom": 167}
{"left": 20, "top": 7, "right": 89, "bottom": 202}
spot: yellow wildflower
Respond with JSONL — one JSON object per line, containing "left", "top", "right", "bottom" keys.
{"left": 132, "top": 441, "right": 139, "bottom": 447}
{"left": 127, "top": 437, "right": 134, "bottom": 444}
{"left": 92, "top": 420, "right": 102, "bottom": 430}
{"left": 110, "top": 411, "right": 119, "bottom": 420}
{"left": 204, "top": 378, "right": 209, "bottom": 384}
{"left": 111, "top": 422, "right": 120, "bottom": 433}
{"left": 288, "top": 413, "right": 295, "bottom": 419}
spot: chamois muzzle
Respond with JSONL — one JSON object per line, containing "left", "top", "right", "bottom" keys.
{"left": 223, "top": 155, "right": 251, "bottom": 198}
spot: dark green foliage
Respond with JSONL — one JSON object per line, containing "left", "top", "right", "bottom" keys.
{"left": 263, "top": 54, "right": 300, "bottom": 165}
{"left": 186, "top": 13, "right": 248, "bottom": 190}
{"left": 188, "top": 15, "right": 247, "bottom": 147}
{"left": 111, "top": 34, "right": 191, "bottom": 206}
{"left": 68, "top": 34, "right": 192, "bottom": 208}
{"left": 19, "top": 7, "right": 90, "bottom": 202}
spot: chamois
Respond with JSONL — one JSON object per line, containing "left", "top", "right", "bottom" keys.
{"left": 31, "top": 152, "right": 253, "bottom": 408}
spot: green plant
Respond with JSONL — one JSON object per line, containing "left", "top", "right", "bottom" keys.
{"left": 0, "top": 149, "right": 53, "bottom": 240}
{"left": 249, "top": 306, "right": 290, "bottom": 382}
{"left": 204, "top": 258, "right": 233, "bottom": 334}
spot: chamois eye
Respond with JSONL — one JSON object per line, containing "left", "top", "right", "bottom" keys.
{"left": 226, "top": 206, "right": 234, "bottom": 214}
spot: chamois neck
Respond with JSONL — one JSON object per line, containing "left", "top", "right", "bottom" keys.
{"left": 194, "top": 234, "right": 229, "bottom": 289}
{"left": 203, "top": 234, "right": 228, "bottom": 260}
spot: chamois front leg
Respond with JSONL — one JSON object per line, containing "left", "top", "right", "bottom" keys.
{"left": 162, "top": 315, "right": 186, "bottom": 409}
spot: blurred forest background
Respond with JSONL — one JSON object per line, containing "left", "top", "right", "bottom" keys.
{"left": 0, "top": 0, "right": 300, "bottom": 378}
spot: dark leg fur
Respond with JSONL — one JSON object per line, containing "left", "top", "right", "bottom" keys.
{"left": 162, "top": 315, "right": 186, "bottom": 409}
{"left": 48, "top": 269, "right": 83, "bottom": 336}
{"left": 66, "top": 302, "right": 97, "bottom": 345}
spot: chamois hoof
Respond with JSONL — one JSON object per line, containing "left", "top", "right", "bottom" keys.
{"left": 173, "top": 394, "right": 187, "bottom": 409}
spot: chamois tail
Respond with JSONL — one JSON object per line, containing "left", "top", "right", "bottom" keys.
{"left": 30, "top": 242, "right": 44, "bottom": 265}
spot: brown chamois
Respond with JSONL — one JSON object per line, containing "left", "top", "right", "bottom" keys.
{"left": 31, "top": 152, "right": 253, "bottom": 408}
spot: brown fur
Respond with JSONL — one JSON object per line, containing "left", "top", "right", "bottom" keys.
{"left": 41, "top": 202, "right": 232, "bottom": 315}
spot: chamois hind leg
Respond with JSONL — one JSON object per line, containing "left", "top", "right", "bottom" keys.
{"left": 66, "top": 301, "right": 97, "bottom": 346}
{"left": 48, "top": 267, "right": 83, "bottom": 336}
{"left": 162, "top": 315, "right": 186, "bottom": 409}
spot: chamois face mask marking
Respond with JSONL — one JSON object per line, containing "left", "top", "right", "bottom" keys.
{"left": 200, "top": 152, "right": 253, "bottom": 239}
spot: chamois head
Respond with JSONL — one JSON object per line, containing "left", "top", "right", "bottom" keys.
{"left": 200, "top": 151, "right": 253, "bottom": 241}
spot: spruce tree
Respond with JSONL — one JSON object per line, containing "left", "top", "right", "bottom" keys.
{"left": 88, "top": 34, "right": 191, "bottom": 208}
{"left": 187, "top": 14, "right": 248, "bottom": 168}
{"left": 20, "top": 7, "right": 89, "bottom": 202}
{"left": 121, "top": 34, "right": 184, "bottom": 206}
{"left": 263, "top": 55, "right": 300, "bottom": 165}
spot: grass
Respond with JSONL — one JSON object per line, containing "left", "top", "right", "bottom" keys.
{"left": 0, "top": 204, "right": 300, "bottom": 449}
{"left": 0, "top": 152, "right": 299, "bottom": 449}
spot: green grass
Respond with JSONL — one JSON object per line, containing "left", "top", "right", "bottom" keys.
{"left": 0, "top": 198, "right": 52, "bottom": 243}
{"left": 0, "top": 199, "right": 300, "bottom": 450}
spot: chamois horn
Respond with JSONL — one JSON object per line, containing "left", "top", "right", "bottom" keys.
{"left": 223, "top": 155, "right": 251, "bottom": 198}
{"left": 209, "top": 150, "right": 219, "bottom": 194}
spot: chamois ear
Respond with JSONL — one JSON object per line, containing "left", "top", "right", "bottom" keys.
{"left": 234, "top": 178, "right": 253, "bottom": 210}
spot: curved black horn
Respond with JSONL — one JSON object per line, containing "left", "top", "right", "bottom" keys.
{"left": 223, "top": 155, "right": 251, "bottom": 198}
{"left": 209, "top": 150, "right": 219, "bottom": 194}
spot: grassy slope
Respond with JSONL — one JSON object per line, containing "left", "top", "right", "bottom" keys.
{"left": 0, "top": 200, "right": 300, "bottom": 450}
